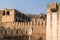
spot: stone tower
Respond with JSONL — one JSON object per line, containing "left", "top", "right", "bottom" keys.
{"left": 1, "top": 8, "right": 15, "bottom": 22}
{"left": 46, "top": 2, "right": 60, "bottom": 40}
{"left": 0, "top": 8, "right": 30, "bottom": 22}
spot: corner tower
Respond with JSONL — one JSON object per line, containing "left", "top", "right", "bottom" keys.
{"left": 1, "top": 8, "right": 15, "bottom": 22}
{"left": 0, "top": 8, "right": 30, "bottom": 22}
{"left": 46, "top": 2, "right": 60, "bottom": 40}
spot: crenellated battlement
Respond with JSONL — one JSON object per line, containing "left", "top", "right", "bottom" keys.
{"left": 0, "top": 19, "right": 46, "bottom": 29}
{"left": 47, "top": 2, "right": 60, "bottom": 13}
{"left": 0, "top": 8, "right": 46, "bottom": 40}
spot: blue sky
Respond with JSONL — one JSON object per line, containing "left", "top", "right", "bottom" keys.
{"left": 0, "top": 0, "right": 60, "bottom": 14}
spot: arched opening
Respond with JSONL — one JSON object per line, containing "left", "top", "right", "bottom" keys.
{"left": 7, "top": 11, "right": 10, "bottom": 15}
{"left": 3, "top": 11, "right": 5, "bottom": 16}
{"left": 12, "top": 28, "right": 17, "bottom": 35}
{"left": 0, "top": 26, "right": 6, "bottom": 34}
{"left": 6, "top": 27, "right": 12, "bottom": 35}
{"left": 17, "top": 28, "right": 23, "bottom": 35}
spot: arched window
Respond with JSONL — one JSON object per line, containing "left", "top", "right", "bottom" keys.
{"left": 3, "top": 11, "right": 5, "bottom": 16}
{"left": 17, "top": 28, "right": 23, "bottom": 35}
{"left": 0, "top": 26, "right": 6, "bottom": 35}
{"left": 12, "top": 28, "right": 17, "bottom": 35}
{"left": 6, "top": 27, "right": 12, "bottom": 35}
{"left": 7, "top": 11, "right": 10, "bottom": 15}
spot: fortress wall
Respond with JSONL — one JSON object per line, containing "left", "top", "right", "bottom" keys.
{"left": 52, "top": 12, "right": 58, "bottom": 40}
{"left": 58, "top": 11, "right": 60, "bottom": 40}
{"left": 0, "top": 8, "right": 46, "bottom": 40}
{"left": 0, "top": 19, "right": 45, "bottom": 29}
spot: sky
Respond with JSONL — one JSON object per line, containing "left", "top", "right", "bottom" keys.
{"left": 0, "top": 0, "right": 60, "bottom": 14}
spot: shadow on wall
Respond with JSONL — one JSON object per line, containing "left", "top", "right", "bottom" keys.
{"left": 38, "top": 37, "right": 42, "bottom": 40}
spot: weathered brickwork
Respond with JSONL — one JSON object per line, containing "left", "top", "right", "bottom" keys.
{"left": 0, "top": 8, "right": 46, "bottom": 40}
